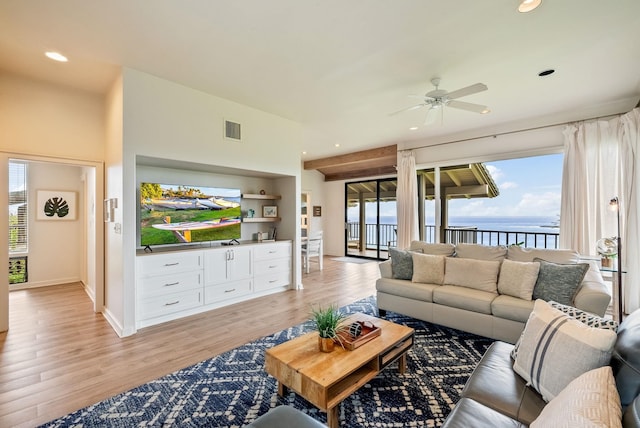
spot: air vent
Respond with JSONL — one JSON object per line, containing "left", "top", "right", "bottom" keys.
{"left": 224, "top": 119, "right": 242, "bottom": 142}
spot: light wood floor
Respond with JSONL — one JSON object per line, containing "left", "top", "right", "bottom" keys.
{"left": 0, "top": 257, "right": 380, "bottom": 428}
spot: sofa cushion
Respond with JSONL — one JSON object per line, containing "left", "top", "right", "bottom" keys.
{"left": 412, "top": 252, "right": 445, "bottom": 285}
{"left": 455, "top": 243, "right": 507, "bottom": 261}
{"left": 444, "top": 257, "right": 500, "bottom": 293}
{"left": 376, "top": 277, "right": 437, "bottom": 303}
{"left": 532, "top": 258, "right": 589, "bottom": 305}
{"left": 491, "top": 295, "right": 535, "bottom": 323}
{"left": 433, "top": 285, "right": 496, "bottom": 315}
{"left": 498, "top": 259, "right": 540, "bottom": 300}
{"left": 513, "top": 300, "right": 617, "bottom": 402}
{"left": 461, "top": 341, "right": 546, "bottom": 425}
{"left": 389, "top": 248, "right": 414, "bottom": 280}
{"left": 441, "top": 397, "right": 527, "bottom": 428}
{"left": 530, "top": 366, "right": 622, "bottom": 428}
{"left": 409, "top": 241, "right": 455, "bottom": 256}
{"left": 507, "top": 246, "right": 580, "bottom": 264}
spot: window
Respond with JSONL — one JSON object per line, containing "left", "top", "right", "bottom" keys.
{"left": 9, "top": 160, "right": 28, "bottom": 253}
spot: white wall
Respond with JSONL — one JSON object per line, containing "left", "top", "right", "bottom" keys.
{"left": 22, "top": 162, "right": 84, "bottom": 288}
{"left": 103, "top": 68, "right": 304, "bottom": 336}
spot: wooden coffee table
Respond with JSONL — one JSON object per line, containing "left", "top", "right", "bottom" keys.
{"left": 264, "top": 313, "right": 414, "bottom": 428}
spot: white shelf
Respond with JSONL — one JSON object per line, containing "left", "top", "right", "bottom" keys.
{"left": 242, "top": 193, "right": 281, "bottom": 200}
{"left": 243, "top": 217, "right": 281, "bottom": 223}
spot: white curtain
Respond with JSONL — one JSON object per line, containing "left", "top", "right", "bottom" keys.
{"left": 561, "top": 108, "right": 640, "bottom": 314}
{"left": 396, "top": 150, "right": 418, "bottom": 249}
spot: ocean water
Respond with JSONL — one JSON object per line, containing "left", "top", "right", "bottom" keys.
{"left": 373, "top": 215, "right": 558, "bottom": 232}
{"left": 350, "top": 216, "right": 559, "bottom": 248}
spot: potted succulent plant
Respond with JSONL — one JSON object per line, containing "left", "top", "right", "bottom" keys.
{"left": 310, "top": 304, "right": 347, "bottom": 352}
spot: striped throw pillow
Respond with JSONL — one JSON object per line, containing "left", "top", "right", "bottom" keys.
{"left": 513, "top": 299, "right": 617, "bottom": 402}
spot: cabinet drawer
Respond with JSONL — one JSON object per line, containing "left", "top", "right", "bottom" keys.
{"left": 254, "top": 258, "right": 290, "bottom": 276}
{"left": 253, "top": 243, "right": 291, "bottom": 261}
{"left": 204, "top": 280, "right": 252, "bottom": 304}
{"left": 138, "top": 289, "right": 202, "bottom": 320}
{"left": 138, "top": 251, "right": 202, "bottom": 276}
{"left": 254, "top": 271, "right": 290, "bottom": 292}
{"left": 138, "top": 271, "right": 203, "bottom": 299}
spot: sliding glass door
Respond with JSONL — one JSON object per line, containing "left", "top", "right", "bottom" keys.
{"left": 345, "top": 178, "right": 397, "bottom": 259}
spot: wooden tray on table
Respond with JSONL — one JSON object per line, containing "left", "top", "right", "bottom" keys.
{"left": 337, "top": 320, "right": 381, "bottom": 351}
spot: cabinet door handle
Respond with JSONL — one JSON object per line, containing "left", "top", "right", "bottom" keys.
{"left": 164, "top": 282, "right": 179, "bottom": 287}
{"left": 164, "top": 262, "right": 179, "bottom": 267}
{"left": 164, "top": 300, "right": 180, "bottom": 306}
{"left": 268, "top": 250, "right": 277, "bottom": 254}
{"left": 224, "top": 288, "right": 236, "bottom": 293}
{"left": 269, "top": 280, "right": 277, "bottom": 283}
{"left": 269, "top": 265, "right": 277, "bottom": 269}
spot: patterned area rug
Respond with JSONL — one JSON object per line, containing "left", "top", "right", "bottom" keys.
{"left": 41, "top": 297, "right": 494, "bottom": 427}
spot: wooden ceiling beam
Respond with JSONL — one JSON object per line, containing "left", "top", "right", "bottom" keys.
{"left": 323, "top": 165, "right": 397, "bottom": 181}
{"left": 303, "top": 145, "right": 397, "bottom": 170}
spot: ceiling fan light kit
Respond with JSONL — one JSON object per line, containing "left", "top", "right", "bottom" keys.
{"left": 518, "top": 0, "right": 542, "bottom": 13}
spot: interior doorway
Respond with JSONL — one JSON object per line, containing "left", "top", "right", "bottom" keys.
{"left": 1, "top": 153, "right": 104, "bottom": 332}
{"left": 345, "top": 178, "right": 397, "bottom": 259}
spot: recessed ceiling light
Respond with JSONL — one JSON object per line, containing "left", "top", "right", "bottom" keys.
{"left": 409, "top": 127, "right": 418, "bottom": 131}
{"left": 481, "top": 108, "right": 491, "bottom": 114}
{"left": 45, "top": 51, "right": 68, "bottom": 62}
{"left": 518, "top": 0, "right": 542, "bottom": 13}
{"left": 302, "top": 151, "right": 307, "bottom": 155}
{"left": 538, "top": 69, "right": 555, "bottom": 77}
{"left": 335, "top": 143, "right": 340, "bottom": 147}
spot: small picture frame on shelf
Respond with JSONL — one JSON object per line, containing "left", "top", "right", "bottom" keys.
{"left": 313, "top": 205, "right": 322, "bottom": 217}
{"left": 263, "top": 205, "right": 278, "bottom": 218}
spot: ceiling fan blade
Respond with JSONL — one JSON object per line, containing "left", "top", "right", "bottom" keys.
{"left": 447, "top": 100, "right": 490, "bottom": 114}
{"left": 445, "top": 83, "right": 488, "bottom": 100}
{"left": 389, "top": 103, "right": 426, "bottom": 116}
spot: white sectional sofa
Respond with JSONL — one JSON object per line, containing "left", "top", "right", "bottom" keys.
{"left": 376, "top": 242, "right": 611, "bottom": 343}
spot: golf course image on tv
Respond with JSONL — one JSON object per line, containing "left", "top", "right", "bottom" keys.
{"left": 139, "top": 182, "right": 241, "bottom": 247}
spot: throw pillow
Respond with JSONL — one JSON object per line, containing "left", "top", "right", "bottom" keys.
{"left": 497, "top": 259, "right": 540, "bottom": 300}
{"left": 411, "top": 252, "right": 445, "bottom": 285}
{"left": 510, "top": 299, "right": 618, "bottom": 360}
{"left": 389, "top": 247, "right": 414, "bottom": 280}
{"left": 548, "top": 301, "right": 619, "bottom": 332}
{"left": 443, "top": 257, "right": 501, "bottom": 293}
{"left": 530, "top": 366, "right": 622, "bottom": 428}
{"left": 513, "top": 300, "right": 617, "bottom": 402}
{"left": 532, "top": 258, "right": 589, "bottom": 305}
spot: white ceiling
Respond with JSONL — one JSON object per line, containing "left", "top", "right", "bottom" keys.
{"left": 1, "top": 1, "right": 639, "bottom": 160}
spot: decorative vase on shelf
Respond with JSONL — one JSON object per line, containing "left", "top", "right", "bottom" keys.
{"left": 596, "top": 237, "right": 618, "bottom": 269}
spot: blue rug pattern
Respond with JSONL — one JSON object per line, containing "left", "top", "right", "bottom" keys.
{"left": 41, "top": 297, "right": 494, "bottom": 427}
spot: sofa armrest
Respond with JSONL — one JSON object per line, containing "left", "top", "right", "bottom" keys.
{"left": 379, "top": 259, "right": 393, "bottom": 279}
{"left": 574, "top": 262, "right": 611, "bottom": 317}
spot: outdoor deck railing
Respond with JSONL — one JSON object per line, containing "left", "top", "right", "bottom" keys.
{"left": 347, "top": 222, "right": 559, "bottom": 251}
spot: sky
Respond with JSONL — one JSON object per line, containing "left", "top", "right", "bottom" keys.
{"left": 446, "top": 153, "right": 563, "bottom": 217}
{"left": 362, "top": 152, "right": 564, "bottom": 221}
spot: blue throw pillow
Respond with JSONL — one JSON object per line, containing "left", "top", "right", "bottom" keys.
{"left": 389, "top": 248, "right": 413, "bottom": 280}
{"left": 532, "top": 258, "right": 589, "bottom": 305}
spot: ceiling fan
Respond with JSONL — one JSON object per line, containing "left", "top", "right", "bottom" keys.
{"left": 391, "top": 78, "right": 490, "bottom": 125}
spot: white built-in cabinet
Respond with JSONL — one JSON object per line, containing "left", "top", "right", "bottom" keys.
{"left": 136, "top": 241, "right": 291, "bottom": 328}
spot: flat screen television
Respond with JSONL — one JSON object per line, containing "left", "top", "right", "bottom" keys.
{"left": 139, "top": 182, "right": 241, "bottom": 247}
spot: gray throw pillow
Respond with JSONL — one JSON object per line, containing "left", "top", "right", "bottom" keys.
{"left": 389, "top": 247, "right": 413, "bottom": 280}
{"left": 532, "top": 258, "right": 589, "bottom": 305}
